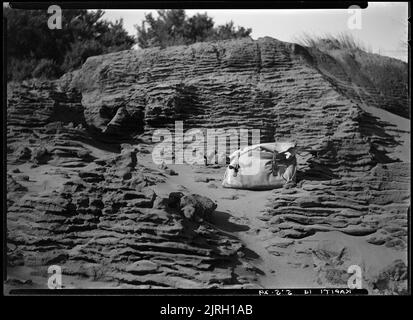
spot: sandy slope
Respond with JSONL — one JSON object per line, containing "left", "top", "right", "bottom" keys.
{"left": 360, "top": 104, "right": 410, "bottom": 162}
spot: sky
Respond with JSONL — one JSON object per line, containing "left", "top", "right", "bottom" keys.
{"left": 102, "top": 2, "right": 409, "bottom": 61}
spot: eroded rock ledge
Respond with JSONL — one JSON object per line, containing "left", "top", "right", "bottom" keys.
{"left": 261, "top": 162, "right": 409, "bottom": 249}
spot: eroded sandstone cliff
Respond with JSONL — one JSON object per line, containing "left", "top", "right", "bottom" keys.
{"left": 6, "top": 37, "right": 409, "bottom": 292}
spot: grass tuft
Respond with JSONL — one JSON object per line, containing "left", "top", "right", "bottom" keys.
{"left": 295, "top": 32, "right": 370, "bottom": 53}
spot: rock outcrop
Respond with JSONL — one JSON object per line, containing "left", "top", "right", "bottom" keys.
{"left": 9, "top": 38, "right": 409, "bottom": 172}
{"left": 261, "top": 162, "right": 410, "bottom": 248}
{"left": 64, "top": 37, "right": 408, "bottom": 175}
{"left": 7, "top": 148, "right": 252, "bottom": 288}
{"left": 6, "top": 37, "right": 409, "bottom": 291}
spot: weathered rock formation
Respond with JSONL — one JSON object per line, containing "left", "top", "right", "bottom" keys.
{"left": 7, "top": 147, "right": 252, "bottom": 288}
{"left": 9, "top": 38, "right": 410, "bottom": 170}
{"left": 6, "top": 37, "right": 409, "bottom": 291}
{"left": 63, "top": 37, "right": 408, "bottom": 176}
{"left": 261, "top": 162, "right": 409, "bottom": 248}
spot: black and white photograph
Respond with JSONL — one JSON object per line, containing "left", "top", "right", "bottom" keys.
{"left": 3, "top": 1, "right": 410, "bottom": 298}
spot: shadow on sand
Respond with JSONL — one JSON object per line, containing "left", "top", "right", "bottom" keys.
{"left": 208, "top": 210, "right": 250, "bottom": 232}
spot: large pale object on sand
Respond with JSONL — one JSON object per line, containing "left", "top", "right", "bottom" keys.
{"left": 222, "top": 142, "right": 297, "bottom": 190}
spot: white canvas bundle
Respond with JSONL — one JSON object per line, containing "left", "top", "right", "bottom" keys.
{"left": 222, "top": 142, "right": 297, "bottom": 190}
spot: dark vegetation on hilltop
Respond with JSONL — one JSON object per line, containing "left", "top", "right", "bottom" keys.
{"left": 5, "top": 8, "right": 251, "bottom": 81}
{"left": 5, "top": 9, "right": 134, "bottom": 81}
{"left": 135, "top": 9, "right": 252, "bottom": 48}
